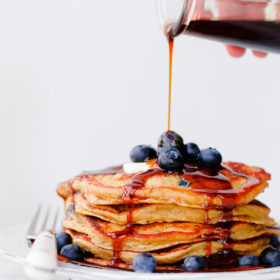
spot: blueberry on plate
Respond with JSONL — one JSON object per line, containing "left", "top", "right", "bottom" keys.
{"left": 158, "top": 130, "right": 184, "bottom": 152}
{"left": 199, "top": 148, "right": 222, "bottom": 168}
{"left": 56, "top": 232, "right": 72, "bottom": 254}
{"left": 260, "top": 248, "right": 280, "bottom": 267}
{"left": 182, "top": 256, "right": 205, "bottom": 271}
{"left": 132, "top": 253, "right": 156, "bottom": 273}
{"left": 184, "top": 143, "right": 200, "bottom": 163}
{"left": 158, "top": 146, "right": 184, "bottom": 172}
{"left": 130, "top": 145, "right": 157, "bottom": 162}
{"left": 239, "top": 255, "right": 259, "bottom": 267}
{"left": 270, "top": 235, "right": 280, "bottom": 247}
{"left": 60, "top": 244, "right": 84, "bottom": 260}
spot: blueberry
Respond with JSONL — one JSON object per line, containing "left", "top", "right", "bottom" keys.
{"left": 274, "top": 243, "right": 280, "bottom": 251}
{"left": 199, "top": 148, "right": 222, "bottom": 168}
{"left": 158, "top": 147, "right": 184, "bottom": 172}
{"left": 132, "top": 253, "right": 156, "bottom": 273}
{"left": 182, "top": 256, "right": 204, "bottom": 271}
{"left": 184, "top": 143, "right": 200, "bottom": 163}
{"left": 239, "top": 255, "right": 259, "bottom": 267}
{"left": 56, "top": 232, "right": 72, "bottom": 254}
{"left": 60, "top": 244, "right": 84, "bottom": 260}
{"left": 270, "top": 235, "right": 280, "bottom": 247}
{"left": 260, "top": 248, "right": 280, "bottom": 267}
{"left": 130, "top": 145, "right": 157, "bottom": 162}
{"left": 158, "top": 131, "right": 184, "bottom": 152}
{"left": 179, "top": 178, "right": 190, "bottom": 187}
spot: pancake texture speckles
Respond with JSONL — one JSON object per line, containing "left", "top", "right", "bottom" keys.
{"left": 57, "top": 162, "right": 270, "bottom": 208}
{"left": 57, "top": 160, "right": 279, "bottom": 268}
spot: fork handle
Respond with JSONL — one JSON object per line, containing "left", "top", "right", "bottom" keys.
{"left": 24, "top": 230, "right": 57, "bottom": 280}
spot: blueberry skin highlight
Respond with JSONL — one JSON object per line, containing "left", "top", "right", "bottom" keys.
{"left": 158, "top": 130, "right": 184, "bottom": 152}
{"left": 158, "top": 146, "right": 184, "bottom": 172}
{"left": 56, "top": 232, "right": 72, "bottom": 254}
{"left": 130, "top": 145, "right": 157, "bottom": 162}
{"left": 182, "top": 256, "right": 205, "bottom": 271}
{"left": 260, "top": 248, "right": 280, "bottom": 267}
{"left": 60, "top": 244, "right": 84, "bottom": 260}
{"left": 199, "top": 148, "right": 222, "bottom": 168}
{"left": 239, "top": 255, "right": 259, "bottom": 267}
{"left": 184, "top": 143, "right": 200, "bottom": 163}
{"left": 132, "top": 253, "right": 157, "bottom": 273}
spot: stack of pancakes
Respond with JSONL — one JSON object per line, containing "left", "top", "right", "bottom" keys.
{"left": 57, "top": 161, "right": 279, "bottom": 270}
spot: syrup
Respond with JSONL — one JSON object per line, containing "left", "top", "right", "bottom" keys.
{"left": 58, "top": 162, "right": 266, "bottom": 270}
{"left": 181, "top": 20, "right": 280, "bottom": 53}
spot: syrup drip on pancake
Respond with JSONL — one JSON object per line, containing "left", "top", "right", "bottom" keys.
{"left": 58, "top": 161, "right": 270, "bottom": 269}
{"left": 120, "top": 161, "right": 261, "bottom": 208}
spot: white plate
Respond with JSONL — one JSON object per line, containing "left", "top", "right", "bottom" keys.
{"left": 1, "top": 223, "right": 280, "bottom": 280}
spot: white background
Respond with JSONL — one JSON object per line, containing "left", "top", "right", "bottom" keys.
{"left": 0, "top": 0, "right": 280, "bottom": 229}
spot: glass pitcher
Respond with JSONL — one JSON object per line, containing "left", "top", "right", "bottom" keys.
{"left": 156, "top": 0, "right": 280, "bottom": 53}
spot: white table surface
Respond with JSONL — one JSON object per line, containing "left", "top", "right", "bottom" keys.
{"left": 0, "top": 255, "right": 28, "bottom": 280}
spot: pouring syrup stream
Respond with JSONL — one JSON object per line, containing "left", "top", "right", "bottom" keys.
{"left": 168, "top": 37, "right": 174, "bottom": 130}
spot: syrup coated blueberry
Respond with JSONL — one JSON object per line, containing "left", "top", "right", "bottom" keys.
{"left": 158, "top": 130, "right": 184, "bottom": 152}
{"left": 239, "top": 255, "right": 259, "bottom": 267}
{"left": 184, "top": 143, "right": 200, "bottom": 163}
{"left": 182, "top": 256, "right": 205, "bottom": 271}
{"left": 199, "top": 148, "right": 222, "bottom": 168}
{"left": 132, "top": 253, "right": 156, "bottom": 273}
{"left": 260, "top": 248, "right": 280, "bottom": 267}
{"left": 60, "top": 244, "right": 84, "bottom": 260}
{"left": 179, "top": 178, "right": 190, "bottom": 187}
{"left": 158, "top": 147, "right": 184, "bottom": 172}
{"left": 130, "top": 145, "right": 157, "bottom": 162}
{"left": 270, "top": 235, "right": 280, "bottom": 247}
{"left": 56, "top": 232, "right": 72, "bottom": 254}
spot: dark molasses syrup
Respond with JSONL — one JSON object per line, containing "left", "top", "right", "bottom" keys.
{"left": 182, "top": 20, "right": 280, "bottom": 54}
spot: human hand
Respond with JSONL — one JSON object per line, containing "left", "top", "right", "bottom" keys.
{"left": 225, "top": 45, "right": 267, "bottom": 58}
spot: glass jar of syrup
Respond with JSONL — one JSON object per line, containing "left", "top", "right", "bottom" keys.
{"left": 157, "top": 0, "right": 280, "bottom": 53}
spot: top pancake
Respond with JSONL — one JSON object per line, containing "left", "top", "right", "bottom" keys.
{"left": 57, "top": 161, "right": 270, "bottom": 208}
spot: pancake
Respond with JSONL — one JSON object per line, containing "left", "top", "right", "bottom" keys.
{"left": 72, "top": 194, "right": 276, "bottom": 226}
{"left": 63, "top": 209, "right": 279, "bottom": 252}
{"left": 57, "top": 161, "right": 270, "bottom": 208}
{"left": 66, "top": 229, "right": 271, "bottom": 264}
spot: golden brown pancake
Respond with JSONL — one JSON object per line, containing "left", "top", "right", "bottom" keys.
{"left": 66, "top": 229, "right": 271, "bottom": 264}
{"left": 63, "top": 209, "right": 279, "bottom": 253}
{"left": 57, "top": 161, "right": 270, "bottom": 208}
{"left": 72, "top": 194, "right": 276, "bottom": 226}
{"left": 57, "top": 160, "right": 278, "bottom": 269}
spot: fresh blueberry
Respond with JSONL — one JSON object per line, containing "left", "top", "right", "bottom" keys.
{"left": 199, "top": 148, "right": 222, "bottom": 168}
{"left": 260, "top": 248, "right": 280, "bottom": 267}
{"left": 184, "top": 143, "right": 200, "bottom": 163}
{"left": 239, "top": 255, "right": 259, "bottom": 267}
{"left": 274, "top": 243, "right": 280, "bottom": 251}
{"left": 179, "top": 178, "right": 190, "bottom": 187}
{"left": 132, "top": 253, "right": 156, "bottom": 273}
{"left": 130, "top": 145, "right": 157, "bottom": 162}
{"left": 158, "top": 130, "right": 184, "bottom": 152}
{"left": 270, "top": 235, "right": 280, "bottom": 247}
{"left": 56, "top": 232, "right": 72, "bottom": 254}
{"left": 182, "top": 256, "right": 205, "bottom": 271}
{"left": 158, "top": 147, "right": 184, "bottom": 172}
{"left": 60, "top": 244, "right": 84, "bottom": 260}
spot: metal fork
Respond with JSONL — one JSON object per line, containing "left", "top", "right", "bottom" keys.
{"left": 26, "top": 204, "right": 59, "bottom": 246}
{"left": 24, "top": 205, "right": 60, "bottom": 280}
